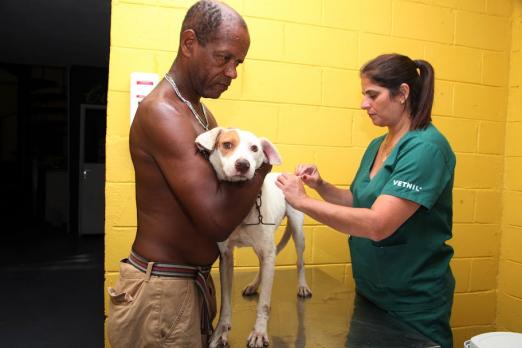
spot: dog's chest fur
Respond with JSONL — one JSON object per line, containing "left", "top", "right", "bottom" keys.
{"left": 221, "top": 173, "right": 286, "bottom": 249}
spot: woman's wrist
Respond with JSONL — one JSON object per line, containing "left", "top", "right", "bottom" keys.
{"left": 293, "top": 195, "right": 310, "bottom": 212}
{"left": 313, "top": 177, "right": 325, "bottom": 191}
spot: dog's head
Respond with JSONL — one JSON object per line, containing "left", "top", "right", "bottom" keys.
{"left": 195, "top": 127, "right": 281, "bottom": 181}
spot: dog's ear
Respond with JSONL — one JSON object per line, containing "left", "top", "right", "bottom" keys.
{"left": 260, "top": 138, "right": 282, "bottom": 165}
{"left": 195, "top": 127, "right": 223, "bottom": 152}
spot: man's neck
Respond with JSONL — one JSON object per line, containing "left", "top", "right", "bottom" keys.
{"left": 168, "top": 66, "right": 201, "bottom": 106}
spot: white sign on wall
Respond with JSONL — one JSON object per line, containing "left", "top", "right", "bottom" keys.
{"left": 130, "top": 72, "right": 159, "bottom": 125}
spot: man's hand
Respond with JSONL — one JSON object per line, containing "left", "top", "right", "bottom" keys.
{"left": 256, "top": 161, "right": 273, "bottom": 177}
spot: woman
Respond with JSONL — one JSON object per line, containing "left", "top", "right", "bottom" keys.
{"left": 276, "top": 54, "right": 455, "bottom": 348}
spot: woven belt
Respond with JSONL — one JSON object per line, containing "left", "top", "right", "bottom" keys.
{"left": 127, "top": 250, "right": 215, "bottom": 335}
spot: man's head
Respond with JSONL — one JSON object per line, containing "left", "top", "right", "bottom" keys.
{"left": 178, "top": 0, "right": 250, "bottom": 99}
{"left": 181, "top": 0, "right": 247, "bottom": 46}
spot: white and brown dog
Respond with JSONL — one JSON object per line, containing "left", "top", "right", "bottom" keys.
{"left": 195, "top": 127, "right": 312, "bottom": 348}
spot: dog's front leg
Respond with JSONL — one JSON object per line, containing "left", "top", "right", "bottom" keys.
{"left": 247, "top": 248, "right": 275, "bottom": 348}
{"left": 209, "top": 248, "right": 234, "bottom": 348}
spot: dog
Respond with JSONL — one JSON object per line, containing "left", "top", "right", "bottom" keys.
{"left": 195, "top": 127, "right": 312, "bottom": 348}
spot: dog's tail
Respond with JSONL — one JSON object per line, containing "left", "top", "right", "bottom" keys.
{"left": 276, "top": 223, "right": 293, "bottom": 255}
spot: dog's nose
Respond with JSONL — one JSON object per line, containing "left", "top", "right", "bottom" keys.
{"left": 235, "top": 159, "right": 250, "bottom": 174}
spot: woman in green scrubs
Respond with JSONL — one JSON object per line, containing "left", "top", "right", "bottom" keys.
{"left": 276, "top": 54, "right": 455, "bottom": 348}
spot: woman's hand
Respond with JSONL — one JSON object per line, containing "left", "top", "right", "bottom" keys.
{"left": 276, "top": 173, "right": 308, "bottom": 209}
{"left": 295, "top": 164, "right": 323, "bottom": 190}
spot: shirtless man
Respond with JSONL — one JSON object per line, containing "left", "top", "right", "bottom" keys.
{"left": 107, "top": 1, "right": 271, "bottom": 347}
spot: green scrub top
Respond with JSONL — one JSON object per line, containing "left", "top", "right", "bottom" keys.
{"left": 349, "top": 123, "right": 455, "bottom": 313}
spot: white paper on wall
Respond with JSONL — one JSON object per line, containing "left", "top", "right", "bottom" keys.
{"left": 130, "top": 72, "right": 159, "bottom": 125}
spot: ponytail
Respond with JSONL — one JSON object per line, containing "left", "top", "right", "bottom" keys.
{"left": 411, "top": 59, "right": 434, "bottom": 129}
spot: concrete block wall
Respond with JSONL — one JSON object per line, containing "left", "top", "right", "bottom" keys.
{"left": 497, "top": 0, "right": 522, "bottom": 335}
{"left": 105, "top": 0, "right": 522, "bottom": 346}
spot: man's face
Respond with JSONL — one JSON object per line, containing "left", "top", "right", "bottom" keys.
{"left": 190, "top": 22, "right": 250, "bottom": 99}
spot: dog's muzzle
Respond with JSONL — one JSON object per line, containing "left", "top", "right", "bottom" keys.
{"left": 235, "top": 159, "right": 250, "bottom": 174}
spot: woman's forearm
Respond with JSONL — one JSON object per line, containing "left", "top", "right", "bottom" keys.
{"left": 295, "top": 196, "right": 377, "bottom": 238}
{"left": 315, "top": 180, "right": 353, "bottom": 207}
{"left": 294, "top": 194, "right": 419, "bottom": 241}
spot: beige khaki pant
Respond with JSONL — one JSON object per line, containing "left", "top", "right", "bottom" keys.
{"left": 107, "top": 261, "right": 214, "bottom": 348}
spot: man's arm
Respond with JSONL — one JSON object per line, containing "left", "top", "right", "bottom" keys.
{"left": 137, "top": 99, "right": 270, "bottom": 241}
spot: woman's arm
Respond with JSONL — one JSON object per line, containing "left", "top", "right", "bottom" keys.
{"left": 314, "top": 180, "right": 353, "bottom": 207}
{"left": 295, "top": 164, "right": 353, "bottom": 206}
{"left": 277, "top": 174, "right": 419, "bottom": 241}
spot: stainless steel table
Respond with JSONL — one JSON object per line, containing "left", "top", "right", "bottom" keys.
{"left": 212, "top": 267, "right": 440, "bottom": 348}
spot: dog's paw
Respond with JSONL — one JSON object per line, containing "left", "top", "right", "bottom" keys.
{"left": 209, "top": 323, "right": 231, "bottom": 348}
{"left": 242, "top": 284, "right": 258, "bottom": 296}
{"left": 297, "top": 285, "right": 312, "bottom": 298}
{"left": 247, "top": 329, "right": 269, "bottom": 347}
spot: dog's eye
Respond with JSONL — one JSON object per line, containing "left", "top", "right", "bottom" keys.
{"left": 222, "top": 142, "right": 233, "bottom": 149}
{"left": 250, "top": 145, "right": 258, "bottom": 152}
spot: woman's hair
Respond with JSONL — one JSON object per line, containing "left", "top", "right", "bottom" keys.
{"left": 360, "top": 53, "right": 435, "bottom": 130}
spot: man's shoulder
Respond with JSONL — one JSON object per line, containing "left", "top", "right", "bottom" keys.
{"left": 134, "top": 88, "right": 193, "bottom": 137}
{"left": 133, "top": 88, "right": 200, "bottom": 149}
{"left": 138, "top": 87, "right": 179, "bottom": 119}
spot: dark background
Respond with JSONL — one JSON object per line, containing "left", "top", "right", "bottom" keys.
{"left": 0, "top": 1, "right": 110, "bottom": 346}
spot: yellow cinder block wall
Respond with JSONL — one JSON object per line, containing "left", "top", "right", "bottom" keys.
{"left": 105, "top": 0, "right": 522, "bottom": 346}
{"left": 498, "top": 0, "right": 522, "bottom": 334}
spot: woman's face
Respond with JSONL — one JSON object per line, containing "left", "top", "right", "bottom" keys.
{"left": 360, "top": 75, "right": 407, "bottom": 128}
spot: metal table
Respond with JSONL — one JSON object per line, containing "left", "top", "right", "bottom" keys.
{"left": 212, "top": 267, "right": 440, "bottom": 348}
